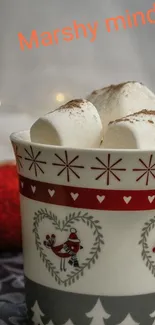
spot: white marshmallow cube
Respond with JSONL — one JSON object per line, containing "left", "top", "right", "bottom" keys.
{"left": 87, "top": 82, "right": 155, "bottom": 135}
{"left": 102, "top": 109, "right": 155, "bottom": 149}
{"left": 30, "top": 99, "right": 103, "bottom": 148}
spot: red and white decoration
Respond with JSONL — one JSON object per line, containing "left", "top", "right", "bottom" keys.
{"left": 19, "top": 175, "right": 155, "bottom": 211}
{"left": 12, "top": 143, "right": 155, "bottom": 190}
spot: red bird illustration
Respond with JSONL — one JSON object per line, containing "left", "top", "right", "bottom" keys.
{"left": 44, "top": 228, "right": 83, "bottom": 271}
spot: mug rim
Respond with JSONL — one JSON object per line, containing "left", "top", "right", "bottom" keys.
{"left": 10, "top": 129, "right": 154, "bottom": 153}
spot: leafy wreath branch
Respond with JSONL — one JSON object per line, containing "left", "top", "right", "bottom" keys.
{"left": 62, "top": 211, "right": 104, "bottom": 286}
{"left": 33, "top": 208, "right": 63, "bottom": 285}
{"left": 139, "top": 216, "right": 155, "bottom": 277}
{"left": 33, "top": 209, "right": 104, "bottom": 287}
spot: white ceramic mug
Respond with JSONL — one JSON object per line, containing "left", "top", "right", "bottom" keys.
{"left": 11, "top": 130, "right": 155, "bottom": 325}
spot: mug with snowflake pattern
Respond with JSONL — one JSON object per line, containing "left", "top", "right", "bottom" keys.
{"left": 10, "top": 130, "right": 155, "bottom": 325}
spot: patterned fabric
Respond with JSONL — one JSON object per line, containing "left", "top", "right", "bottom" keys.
{"left": 0, "top": 253, "right": 27, "bottom": 325}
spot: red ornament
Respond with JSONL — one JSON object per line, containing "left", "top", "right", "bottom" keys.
{"left": 152, "top": 247, "right": 155, "bottom": 253}
{"left": 0, "top": 163, "right": 22, "bottom": 251}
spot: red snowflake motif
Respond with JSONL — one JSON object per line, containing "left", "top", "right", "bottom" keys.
{"left": 91, "top": 154, "right": 126, "bottom": 185}
{"left": 133, "top": 154, "right": 155, "bottom": 186}
{"left": 52, "top": 151, "right": 84, "bottom": 182}
{"left": 13, "top": 144, "right": 23, "bottom": 170}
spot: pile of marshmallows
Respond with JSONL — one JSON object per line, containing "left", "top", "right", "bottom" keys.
{"left": 30, "top": 81, "right": 155, "bottom": 149}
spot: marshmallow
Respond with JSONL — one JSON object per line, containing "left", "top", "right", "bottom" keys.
{"left": 87, "top": 81, "right": 155, "bottom": 135}
{"left": 102, "top": 109, "right": 155, "bottom": 149}
{"left": 30, "top": 99, "right": 103, "bottom": 148}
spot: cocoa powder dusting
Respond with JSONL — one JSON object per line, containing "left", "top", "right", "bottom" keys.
{"left": 60, "top": 99, "right": 84, "bottom": 109}
{"left": 101, "top": 81, "right": 139, "bottom": 93}
{"left": 131, "top": 109, "right": 155, "bottom": 116}
{"left": 92, "top": 90, "right": 98, "bottom": 95}
{"left": 109, "top": 109, "right": 155, "bottom": 125}
{"left": 90, "top": 81, "right": 143, "bottom": 97}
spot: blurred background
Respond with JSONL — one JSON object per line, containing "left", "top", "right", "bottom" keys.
{"left": 0, "top": 0, "right": 155, "bottom": 161}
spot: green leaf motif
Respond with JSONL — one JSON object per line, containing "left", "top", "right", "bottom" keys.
{"left": 139, "top": 216, "right": 155, "bottom": 277}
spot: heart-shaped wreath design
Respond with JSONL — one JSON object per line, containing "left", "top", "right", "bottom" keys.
{"left": 139, "top": 215, "right": 155, "bottom": 277}
{"left": 33, "top": 209, "right": 104, "bottom": 287}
